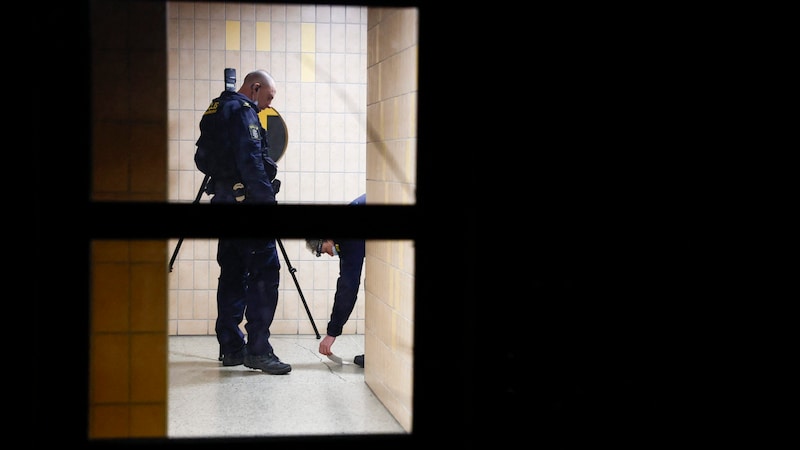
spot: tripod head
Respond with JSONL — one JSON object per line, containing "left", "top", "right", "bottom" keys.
{"left": 225, "top": 68, "right": 236, "bottom": 92}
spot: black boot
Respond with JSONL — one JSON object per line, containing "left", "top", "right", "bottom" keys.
{"left": 244, "top": 352, "right": 292, "bottom": 375}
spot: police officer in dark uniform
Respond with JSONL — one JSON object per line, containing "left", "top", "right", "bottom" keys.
{"left": 195, "top": 70, "right": 291, "bottom": 375}
{"left": 305, "top": 193, "right": 367, "bottom": 367}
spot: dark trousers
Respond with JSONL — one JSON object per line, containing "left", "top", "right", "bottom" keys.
{"left": 215, "top": 238, "right": 281, "bottom": 356}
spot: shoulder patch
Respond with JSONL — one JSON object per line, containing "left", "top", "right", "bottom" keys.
{"left": 249, "top": 124, "right": 261, "bottom": 140}
{"left": 202, "top": 100, "right": 219, "bottom": 116}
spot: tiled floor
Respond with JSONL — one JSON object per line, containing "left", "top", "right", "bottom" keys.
{"left": 168, "top": 334, "right": 406, "bottom": 439}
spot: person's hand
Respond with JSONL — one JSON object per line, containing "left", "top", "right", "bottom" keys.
{"left": 318, "top": 335, "right": 337, "bottom": 355}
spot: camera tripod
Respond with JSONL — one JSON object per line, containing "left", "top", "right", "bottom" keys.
{"left": 169, "top": 174, "right": 321, "bottom": 339}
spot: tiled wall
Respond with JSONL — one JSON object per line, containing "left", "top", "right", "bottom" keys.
{"left": 166, "top": 1, "right": 370, "bottom": 337}
{"left": 363, "top": 7, "right": 417, "bottom": 432}
{"left": 88, "top": 0, "right": 417, "bottom": 438}
{"left": 164, "top": 0, "right": 417, "bottom": 433}
{"left": 89, "top": 0, "right": 169, "bottom": 438}
{"left": 90, "top": 240, "right": 168, "bottom": 438}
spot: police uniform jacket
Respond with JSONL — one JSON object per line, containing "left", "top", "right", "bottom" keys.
{"left": 326, "top": 194, "right": 368, "bottom": 337}
{"left": 326, "top": 236, "right": 366, "bottom": 337}
{"left": 196, "top": 90, "right": 277, "bottom": 204}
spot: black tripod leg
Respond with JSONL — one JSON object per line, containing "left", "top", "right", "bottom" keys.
{"left": 168, "top": 237, "right": 184, "bottom": 273}
{"left": 169, "top": 175, "right": 210, "bottom": 272}
{"left": 277, "top": 238, "right": 321, "bottom": 339}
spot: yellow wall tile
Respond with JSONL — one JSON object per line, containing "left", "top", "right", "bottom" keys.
{"left": 302, "top": 22, "right": 315, "bottom": 52}
{"left": 131, "top": 262, "right": 167, "bottom": 332}
{"left": 130, "top": 404, "right": 166, "bottom": 438}
{"left": 226, "top": 20, "right": 240, "bottom": 50}
{"left": 92, "top": 123, "right": 130, "bottom": 194}
{"left": 92, "top": 263, "right": 130, "bottom": 333}
{"left": 130, "top": 123, "right": 168, "bottom": 196}
{"left": 93, "top": 240, "right": 130, "bottom": 262}
{"left": 90, "top": 0, "right": 169, "bottom": 439}
{"left": 130, "top": 240, "right": 167, "bottom": 262}
{"left": 90, "top": 404, "right": 129, "bottom": 439}
{"left": 91, "top": 334, "right": 130, "bottom": 403}
{"left": 130, "top": 333, "right": 167, "bottom": 403}
{"left": 92, "top": 51, "right": 130, "bottom": 121}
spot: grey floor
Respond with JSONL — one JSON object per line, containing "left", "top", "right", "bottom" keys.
{"left": 168, "top": 334, "right": 406, "bottom": 439}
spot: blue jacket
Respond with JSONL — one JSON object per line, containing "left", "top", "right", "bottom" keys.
{"left": 327, "top": 194, "right": 367, "bottom": 336}
{"left": 196, "top": 90, "right": 277, "bottom": 204}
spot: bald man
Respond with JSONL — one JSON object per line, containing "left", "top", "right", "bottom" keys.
{"left": 195, "top": 70, "right": 290, "bottom": 375}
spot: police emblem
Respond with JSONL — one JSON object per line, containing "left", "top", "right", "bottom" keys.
{"left": 203, "top": 100, "right": 219, "bottom": 116}
{"left": 249, "top": 124, "right": 261, "bottom": 140}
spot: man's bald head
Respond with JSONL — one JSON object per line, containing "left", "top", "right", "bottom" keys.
{"left": 239, "top": 70, "right": 276, "bottom": 111}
